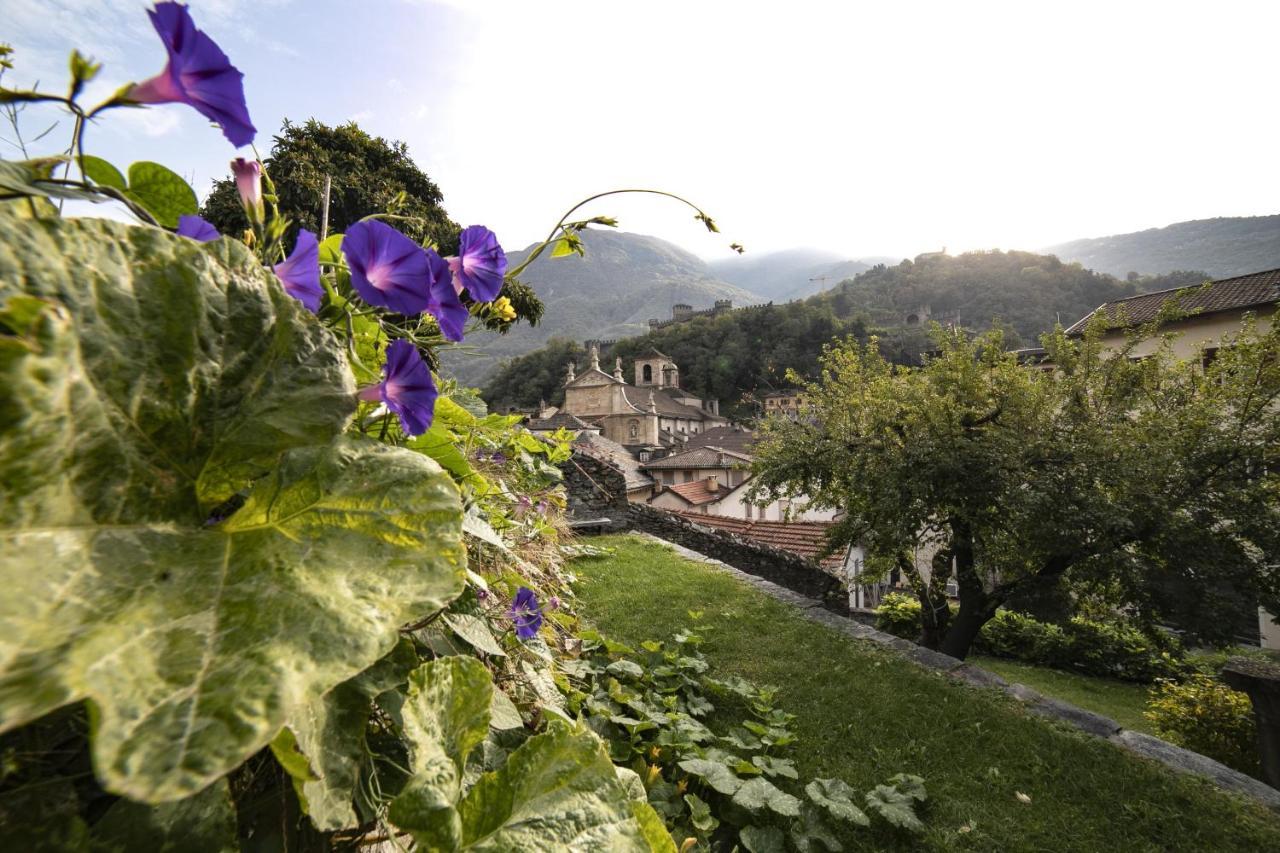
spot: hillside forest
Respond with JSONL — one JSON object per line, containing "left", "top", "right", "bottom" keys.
{"left": 480, "top": 249, "right": 1207, "bottom": 418}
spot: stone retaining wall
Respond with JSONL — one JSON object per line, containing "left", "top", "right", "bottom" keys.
{"left": 627, "top": 504, "right": 845, "bottom": 605}
{"left": 560, "top": 452, "right": 631, "bottom": 532}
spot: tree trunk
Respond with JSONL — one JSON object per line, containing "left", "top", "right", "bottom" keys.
{"left": 938, "top": 518, "right": 998, "bottom": 660}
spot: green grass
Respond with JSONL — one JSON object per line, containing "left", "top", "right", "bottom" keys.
{"left": 569, "top": 534, "right": 1280, "bottom": 852}
{"left": 968, "top": 655, "right": 1156, "bottom": 734}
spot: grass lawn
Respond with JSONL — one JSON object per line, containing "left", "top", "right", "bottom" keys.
{"left": 568, "top": 534, "right": 1280, "bottom": 852}
{"left": 968, "top": 655, "right": 1156, "bottom": 735}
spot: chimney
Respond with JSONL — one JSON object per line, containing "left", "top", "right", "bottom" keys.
{"left": 704, "top": 475, "right": 719, "bottom": 493}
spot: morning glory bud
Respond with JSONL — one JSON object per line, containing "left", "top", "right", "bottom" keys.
{"left": 231, "top": 157, "right": 264, "bottom": 224}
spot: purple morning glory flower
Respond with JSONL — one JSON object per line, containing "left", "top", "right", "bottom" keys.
{"left": 129, "top": 3, "right": 256, "bottom": 148}
{"left": 425, "top": 249, "right": 469, "bottom": 342}
{"left": 509, "top": 587, "right": 543, "bottom": 640}
{"left": 476, "top": 588, "right": 490, "bottom": 602}
{"left": 342, "top": 220, "right": 434, "bottom": 315}
{"left": 547, "top": 595, "right": 561, "bottom": 611}
{"left": 274, "top": 229, "right": 323, "bottom": 313}
{"left": 357, "top": 339, "right": 438, "bottom": 436}
{"left": 176, "top": 214, "right": 218, "bottom": 242}
{"left": 491, "top": 451, "right": 508, "bottom": 465}
{"left": 448, "top": 225, "right": 507, "bottom": 302}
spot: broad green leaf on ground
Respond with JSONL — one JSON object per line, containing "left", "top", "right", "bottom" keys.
{"left": 791, "top": 804, "right": 845, "bottom": 853}
{"left": 739, "top": 825, "right": 787, "bottom": 853}
{"left": 455, "top": 722, "right": 654, "bottom": 850}
{"left": 752, "top": 755, "right": 799, "bottom": 779}
{"left": 89, "top": 780, "right": 237, "bottom": 853}
{"left": 80, "top": 156, "right": 126, "bottom": 191}
{"left": 445, "top": 612, "right": 507, "bottom": 657}
{"left": 124, "top": 161, "right": 198, "bottom": 228}
{"left": 489, "top": 687, "right": 524, "bottom": 731}
{"left": 0, "top": 209, "right": 356, "bottom": 516}
{"left": 272, "top": 638, "right": 419, "bottom": 830}
{"left": 388, "top": 657, "right": 493, "bottom": 850}
{"left": 865, "top": 784, "right": 925, "bottom": 832}
{"left": 678, "top": 758, "right": 742, "bottom": 796}
{"left": 0, "top": 211, "right": 466, "bottom": 802}
{"left": 732, "top": 777, "right": 802, "bottom": 818}
{"left": 805, "top": 778, "right": 869, "bottom": 826}
{"left": 888, "top": 773, "right": 927, "bottom": 803}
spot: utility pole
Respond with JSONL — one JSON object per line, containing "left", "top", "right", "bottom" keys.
{"left": 320, "top": 174, "right": 332, "bottom": 241}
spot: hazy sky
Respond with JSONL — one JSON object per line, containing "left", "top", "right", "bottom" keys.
{"left": 6, "top": 0, "right": 1279, "bottom": 261}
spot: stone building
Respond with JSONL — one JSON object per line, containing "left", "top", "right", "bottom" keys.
{"left": 559, "top": 346, "right": 728, "bottom": 456}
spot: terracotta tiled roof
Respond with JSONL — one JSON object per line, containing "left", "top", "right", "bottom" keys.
{"left": 671, "top": 511, "right": 845, "bottom": 568}
{"left": 665, "top": 481, "right": 721, "bottom": 506}
{"left": 1065, "top": 268, "right": 1280, "bottom": 336}
{"left": 683, "top": 426, "right": 756, "bottom": 455}
{"left": 642, "top": 446, "right": 752, "bottom": 470}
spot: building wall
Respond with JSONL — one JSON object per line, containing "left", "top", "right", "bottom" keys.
{"left": 711, "top": 486, "right": 838, "bottom": 522}
{"left": 648, "top": 466, "right": 748, "bottom": 489}
{"left": 1096, "top": 308, "right": 1275, "bottom": 360}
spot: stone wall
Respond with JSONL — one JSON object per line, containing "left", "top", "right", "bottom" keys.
{"left": 560, "top": 451, "right": 631, "bottom": 532}
{"left": 627, "top": 504, "right": 845, "bottom": 607}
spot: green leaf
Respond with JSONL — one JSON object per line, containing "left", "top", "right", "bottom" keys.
{"left": 387, "top": 657, "right": 493, "bottom": 849}
{"left": 606, "top": 659, "right": 645, "bottom": 680}
{"left": 274, "top": 638, "right": 419, "bottom": 830}
{"left": 454, "top": 721, "right": 651, "bottom": 850}
{"left": 684, "top": 792, "right": 719, "bottom": 834}
{"left": 752, "top": 755, "right": 798, "bottom": 779}
{"left": 0, "top": 211, "right": 466, "bottom": 802}
{"left": 677, "top": 758, "right": 742, "bottom": 796}
{"left": 805, "top": 778, "right": 869, "bottom": 826}
{"left": 632, "top": 800, "right": 678, "bottom": 852}
{"left": 79, "top": 155, "right": 126, "bottom": 191}
{"left": 888, "top": 772, "right": 927, "bottom": 803}
{"left": 791, "top": 804, "right": 845, "bottom": 853}
{"left": 124, "top": 161, "right": 198, "bottom": 228}
{"left": 865, "top": 784, "right": 924, "bottom": 832}
{"left": 740, "top": 825, "right": 786, "bottom": 853}
{"left": 733, "top": 777, "right": 802, "bottom": 818}
{"left": 89, "top": 780, "right": 237, "bottom": 853}
{"left": 489, "top": 688, "right": 524, "bottom": 731}
{"left": 0, "top": 158, "right": 104, "bottom": 204}
{"left": 445, "top": 613, "right": 507, "bottom": 658}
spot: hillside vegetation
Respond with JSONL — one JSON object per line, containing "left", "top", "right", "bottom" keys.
{"left": 482, "top": 250, "right": 1204, "bottom": 416}
{"left": 1045, "top": 214, "right": 1280, "bottom": 279}
{"left": 440, "top": 229, "right": 765, "bottom": 386}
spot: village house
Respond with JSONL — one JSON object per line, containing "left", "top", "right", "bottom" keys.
{"left": 761, "top": 388, "right": 806, "bottom": 420}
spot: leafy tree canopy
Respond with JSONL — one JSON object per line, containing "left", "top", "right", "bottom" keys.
{"left": 202, "top": 119, "right": 460, "bottom": 252}
{"left": 750, "top": 318, "right": 1280, "bottom": 659}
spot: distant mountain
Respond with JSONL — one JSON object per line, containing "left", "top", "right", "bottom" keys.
{"left": 1045, "top": 215, "right": 1280, "bottom": 279}
{"left": 709, "top": 249, "right": 879, "bottom": 301}
{"left": 441, "top": 230, "right": 766, "bottom": 387}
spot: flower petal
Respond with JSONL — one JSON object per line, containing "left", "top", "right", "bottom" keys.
{"left": 341, "top": 220, "right": 435, "bottom": 315}
{"left": 379, "top": 339, "right": 438, "bottom": 436}
{"left": 274, "top": 229, "right": 323, "bottom": 313}
{"left": 175, "top": 214, "right": 219, "bottom": 242}
{"left": 454, "top": 225, "right": 507, "bottom": 302}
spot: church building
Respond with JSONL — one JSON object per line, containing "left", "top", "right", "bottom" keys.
{"left": 559, "top": 347, "right": 728, "bottom": 457}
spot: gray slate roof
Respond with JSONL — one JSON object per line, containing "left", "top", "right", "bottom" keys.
{"left": 1065, "top": 268, "right": 1280, "bottom": 336}
{"left": 573, "top": 432, "right": 653, "bottom": 491}
{"left": 641, "top": 446, "right": 752, "bottom": 470}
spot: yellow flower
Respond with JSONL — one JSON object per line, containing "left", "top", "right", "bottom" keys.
{"left": 490, "top": 296, "right": 517, "bottom": 322}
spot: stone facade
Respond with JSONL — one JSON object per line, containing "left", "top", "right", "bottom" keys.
{"left": 560, "top": 346, "right": 727, "bottom": 453}
{"left": 559, "top": 451, "right": 632, "bottom": 532}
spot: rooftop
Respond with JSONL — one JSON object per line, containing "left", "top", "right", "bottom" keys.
{"left": 1065, "top": 268, "right": 1280, "bottom": 336}
{"left": 683, "top": 425, "right": 756, "bottom": 455}
{"left": 526, "top": 412, "right": 599, "bottom": 431}
{"left": 642, "top": 446, "right": 753, "bottom": 470}
{"left": 573, "top": 431, "right": 654, "bottom": 491}
{"left": 664, "top": 481, "right": 721, "bottom": 506}
{"left": 671, "top": 510, "right": 844, "bottom": 569}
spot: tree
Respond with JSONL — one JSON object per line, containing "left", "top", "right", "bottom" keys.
{"left": 749, "top": 319, "right": 1280, "bottom": 659}
{"left": 201, "top": 118, "right": 460, "bottom": 252}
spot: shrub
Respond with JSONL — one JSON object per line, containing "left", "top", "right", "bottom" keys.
{"left": 1145, "top": 675, "right": 1260, "bottom": 776}
{"left": 874, "top": 596, "right": 1186, "bottom": 682}
{"left": 875, "top": 592, "right": 923, "bottom": 639}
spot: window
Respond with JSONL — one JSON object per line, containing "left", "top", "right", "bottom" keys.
{"left": 643, "top": 364, "right": 652, "bottom": 383}
{"left": 638, "top": 450, "right": 651, "bottom": 462}
{"left": 744, "top": 503, "right": 752, "bottom": 519}
{"left": 628, "top": 420, "right": 639, "bottom": 438}
{"left": 1202, "top": 346, "right": 1220, "bottom": 371}
{"left": 683, "top": 471, "right": 694, "bottom": 483}
{"left": 663, "top": 472, "right": 674, "bottom": 485}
